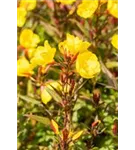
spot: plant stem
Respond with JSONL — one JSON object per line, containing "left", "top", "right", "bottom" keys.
{"left": 59, "top": 59, "right": 73, "bottom": 150}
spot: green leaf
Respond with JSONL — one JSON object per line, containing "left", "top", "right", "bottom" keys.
{"left": 98, "top": 27, "right": 118, "bottom": 40}
{"left": 103, "top": 116, "right": 114, "bottom": 125}
{"left": 106, "top": 61, "right": 118, "bottom": 68}
{"left": 27, "top": 80, "right": 34, "bottom": 96}
{"left": 98, "top": 47, "right": 105, "bottom": 59}
{"left": 100, "top": 60, "right": 118, "bottom": 90}
{"left": 25, "top": 114, "right": 50, "bottom": 126}
{"left": 99, "top": 148, "right": 108, "bottom": 150}
{"left": 45, "top": 86, "right": 62, "bottom": 103}
{"left": 69, "top": 19, "right": 89, "bottom": 38}
{"left": 18, "top": 94, "right": 43, "bottom": 106}
{"left": 92, "top": 148, "right": 99, "bottom": 150}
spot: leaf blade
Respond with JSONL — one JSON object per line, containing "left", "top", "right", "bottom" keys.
{"left": 45, "top": 86, "right": 62, "bottom": 103}
{"left": 25, "top": 114, "right": 51, "bottom": 126}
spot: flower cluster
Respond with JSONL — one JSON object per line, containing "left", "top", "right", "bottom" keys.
{"left": 56, "top": 0, "right": 118, "bottom": 19}
{"left": 18, "top": 30, "right": 101, "bottom": 79}
{"left": 17, "top": 29, "right": 56, "bottom": 77}
{"left": 59, "top": 33, "right": 101, "bottom": 79}
{"left": 17, "top": 0, "right": 36, "bottom": 27}
{"left": 18, "top": 31, "right": 101, "bottom": 104}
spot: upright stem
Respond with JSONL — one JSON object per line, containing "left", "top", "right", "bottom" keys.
{"left": 62, "top": 110, "right": 71, "bottom": 150}
{"left": 59, "top": 53, "right": 77, "bottom": 150}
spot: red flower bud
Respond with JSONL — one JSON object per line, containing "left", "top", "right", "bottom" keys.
{"left": 92, "top": 120, "right": 101, "bottom": 128}
{"left": 62, "top": 128, "right": 69, "bottom": 141}
{"left": 93, "top": 89, "right": 101, "bottom": 105}
{"left": 112, "top": 122, "right": 118, "bottom": 135}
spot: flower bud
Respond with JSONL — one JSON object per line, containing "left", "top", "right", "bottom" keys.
{"left": 112, "top": 122, "right": 118, "bottom": 135}
{"left": 62, "top": 128, "right": 69, "bottom": 141}
{"left": 93, "top": 89, "right": 101, "bottom": 105}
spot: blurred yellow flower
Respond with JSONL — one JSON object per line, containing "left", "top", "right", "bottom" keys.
{"left": 27, "top": 48, "right": 36, "bottom": 59}
{"left": 30, "top": 41, "right": 56, "bottom": 67}
{"left": 41, "top": 81, "right": 61, "bottom": 104}
{"left": 17, "top": 57, "right": 33, "bottom": 77}
{"left": 111, "top": 34, "right": 118, "bottom": 49}
{"left": 107, "top": 0, "right": 118, "bottom": 18}
{"left": 56, "top": 0, "right": 76, "bottom": 5}
{"left": 76, "top": 51, "right": 100, "bottom": 79}
{"left": 59, "top": 33, "right": 91, "bottom": 55}
{"left": 19, "top": 0, "right": 36, "bottom": 11}
{"left": 100, "top": 0, "right": 107, "bottom": 3}
{"left": 20, "top": 29, "right": 40, "bottom": 48}
{"left": 17, "top": 7, "right": 27, "bottom": 27}
{"left": 77, "top": 0, "right": 98, "bottom": 18}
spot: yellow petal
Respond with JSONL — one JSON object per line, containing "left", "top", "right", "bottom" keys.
{"left": 41, "top": 87, "right": 52, "bottom": 104}
{"left": 51, "top": 120, "right": 59, "bottom": 134}
{"left": 20, "top": 0, "right": 36, "bottom": 11}
{"left": 17, "top": 7, "right": 27, "bottom": 27}
{"left": 17, "top": 57, "right": 33, "bottom": 77}
{"left": 41, "top": 81, "right": 61, "bottom": 104}
{"left": 27, "top": 48, "right": 36, "bottom": 58}
{"left": 68, "top": 130, "right": 74, "bottom": 138}
{"left": 107, "top": 0, "right": 118, "bottom": 18}
{"left": 77, "top": 0, "right": 99, "bottom": 18}
{"left": 100, "top": 0, "right": 107, "bottom": 4}
{"left": 111, "top": 34, "right": 118, "bottom": 49}
{"left": 56, "top": 0, "right": 76, "bottom": 5}
{"left": 31, "top": 34, "right": 40, "bottom": 47}
{"left": 72, "top": 130, "right": 83, "bottom": 141}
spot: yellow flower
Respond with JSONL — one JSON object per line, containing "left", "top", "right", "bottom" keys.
{"left": 17, "top": 57, "right": 33, "bottom": 77}
{"left": 17, "top": 7, "right": 27, "bottom": 27}
{"left": 19, "top": 0, "right": 36, "bottom": 11}
{"left": 30, "top": 41, "right": 56, "bottom": 67}
{"left": 41, "top": 81, "right": 61, "bottom": 104}
{"left": 56, "top": 0, "right": 76, "bottom": 5}
{"left": 76, "top": 51, "right": 100, "bottom": 79}
{"left": 59, "top": 33, "right": 91, "bottom": 55}
{"left": 27, "top": 48, "right": 36, "bottom": 59}
{"left": 77, "top": 0, "right": 99, "bottom": 18}
{"left": 107, "top": 0, "right": 118, "bottom": 18}
{"left": 100, "top": 0, "right": 107, "bottom": 4}
{"left": 111, "top": 34, "right": 118, "bottom": 49}
{"left": 20, "top": 29, "right": 40, "bottom": 48}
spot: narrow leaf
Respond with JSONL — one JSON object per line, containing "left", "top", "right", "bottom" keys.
{"left": 105, "top": 61, "right": 118, "bottom": 68}
{"left": 45, "top": 86, "right": 62, "bottom": 103}
{"left": 18, "top": 94, "right": 43, "bottom": 106}
{"left": 69, "top": 19, "right": 89, "bottom": 38}
{"left": 25, "top": 114, "right": 50, "bottom": 126}
{"left": 100, "top": 60, "right": 118, "bottom": 90}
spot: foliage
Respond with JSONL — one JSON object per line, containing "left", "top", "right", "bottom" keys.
{"left": 17, "top": 0, "right": 118, "bottom": 150}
